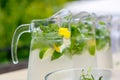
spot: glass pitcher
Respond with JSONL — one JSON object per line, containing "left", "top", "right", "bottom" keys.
{"left": 95, "top": 15, "right": 113, "bottom": 68}
{"left": 11, "top": 9, "right": 112, "bottom": 80}
{"left": 11, "top": 9, "right": 75, "bottom": 80}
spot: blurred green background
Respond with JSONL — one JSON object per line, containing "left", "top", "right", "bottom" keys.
{"left": 0, "top": 0, "right": 73, "bottom": 65}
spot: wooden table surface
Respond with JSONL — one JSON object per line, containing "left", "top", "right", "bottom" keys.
{"left": 0, "top": 69, "right": 27, "bottom": 80}
{"left": 0, "top": 68, "right": 120, "bottom": 80}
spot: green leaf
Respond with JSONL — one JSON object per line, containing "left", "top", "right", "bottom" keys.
{"left": 88, "top": 45, "right": 96, "bottom": 56}
{"left": 39, "top": 48, "right": 48, "bottom": 59}
{"left": 96, "top": 38, "right": 107, "bottom": 50}
{"left": 91, "top": 74, "right": 95, "bottom": 80}
{"left": 99, "top": 21, "right": 106, "bottom": 25}
{"left": 51, "top": 51, "right": 63, "bottom": 61}
{"left": 98, "top": 76, "right": 103, "bottom": 80}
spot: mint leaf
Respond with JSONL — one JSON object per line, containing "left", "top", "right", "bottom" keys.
{"left": 39, "top": 48, "right": 48, "bottom": 59}
{"left": 99, "top": 76, "right": 103, "bottom": 80}
{"left": 99, "top": 21, "right": 106, "bottom": 25}
{"left": 91, "top": 75, "right": 95, "bottom": 80}
{"left": 51, "top": 51, "right": 63, "bottom": 61}
{"left": 88, "top": 45, "right": 96, "bottom": 56}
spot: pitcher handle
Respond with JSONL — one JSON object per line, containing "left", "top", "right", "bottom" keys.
{"left": 11, "top": 24, "right": 31, "bottom": 64}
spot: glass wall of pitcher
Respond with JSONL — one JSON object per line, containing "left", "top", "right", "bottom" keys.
{"left": 111, "top": 16, "right": 120, "bottom": 69}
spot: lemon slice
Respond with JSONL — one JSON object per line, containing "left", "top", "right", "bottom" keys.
{"left": 60, "top": 38, "right": 71, "bottom": 53}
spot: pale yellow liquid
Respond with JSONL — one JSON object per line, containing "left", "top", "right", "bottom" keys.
{"left": 112, "top": 53, "right": 120, "bottom": 69}
{"left": 96, "top": 47, "right": 113, "bottom": 69}
{"left": 27, "top": 40, "right": 97, "bottom": 80}
{"left": 27, "top": 49, "right": 73, "bottom": 80}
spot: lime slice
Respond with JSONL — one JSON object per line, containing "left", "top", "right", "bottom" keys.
{"left": 43, "top": 48, "right": 55, "bottom": 59}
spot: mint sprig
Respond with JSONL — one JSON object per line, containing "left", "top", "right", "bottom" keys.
{"left": 32, "top": 17, "right": 110, "bottom": 61}
{"left": 81, "top": 69, "right": 103, "bottom": 80}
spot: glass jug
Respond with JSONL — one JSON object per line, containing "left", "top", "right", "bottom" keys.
{"left": 11, "top": 9, "right": 112, "bottom": 80}
{"left": 95, "top": 15, "right": 113, "bottom": 68}
{"left": 11, "top": 9, "right": 75, "bottom": 80}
